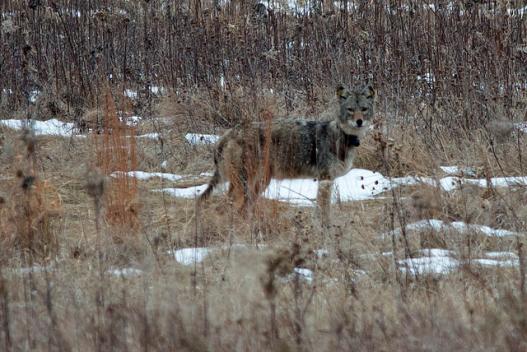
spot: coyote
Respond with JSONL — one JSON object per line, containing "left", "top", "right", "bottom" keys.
{"left": 199, "top": 84, "right": 375, "bottom": 224}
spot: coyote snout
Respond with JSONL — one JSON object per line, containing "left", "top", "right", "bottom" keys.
{"left": 199, "top": 83, "right": 375, "bottom": 226}
{"left": 355, "top": 117, "right": 363, "bottom": 127}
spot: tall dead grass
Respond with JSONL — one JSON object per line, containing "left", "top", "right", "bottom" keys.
{"left": 0, "top": 129, "right": 62, "bottom": 261}
{"left": 91, "top": 90, "right": 140, "bottom": 244}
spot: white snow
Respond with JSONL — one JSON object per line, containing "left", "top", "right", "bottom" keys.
{"left": 293, "top": 268, "right": 314, "bottom": 283}
{"left": 398, "top": 247, "right": 520, "bottom": 276}
{"left": 157, "top": 169, "right": 391, "bottom": 203}
{"left": 0, "top": 118, "right": 166, "bottom": 139}
{"left": 136, "top": 133, "right": 161, "bottom": 140}
{"left": 9, "top": 265, "right": 53, "bottom": 274}
{"left": 150, "top": 86, "right": 165, "bottom": 95}
{"left": 265, "top": 169, "right": 398, "bottom": 205}
{"left": 170, "top": 247, "right": 212, "bottom": 266}
{"left": 440, "top": 166, "right": 477, "bottom": 176}
{"left": 417, "top": 73, "right": 435, "bottom": 84}
{"left": 111, "top": 171, "right": 183, "bottom": 182}
{"left": 29, "top": 90, "right": 40, "bottom": 103}
{"left": 515, "top": 122, "right": 527, "bottom": 133}
{"left": 485, "top": 251, "right": 518, "bottom": 259}
{"left": 0, "top": 118, "right": 79, "bottom": 137}
{"left": 185, "top": 133, "right": 220, "bottom": 145}
{"left": 120, "top": 115, "right": 142, "bottom": 126}
{"left": 124, "top": 87, "right": 165, "bottom": 98}
{"left": 314, "top": 249, "right": 330, "bottom": 258}
{"left": 124, "top": 89, "right": 138, "bottom": 99}
{"left": 390, "top": 174, "right": 527, "bottom": 192}
{"left": 108, "top": 267, "right": 143, "bottom": 277}
{"left": 261, "top": 0, "right": 310, "bottom": 15}
{"left": 508, "top": 6, "right": 527, "bottom": 17}
{"left": 169, "top": 244, "right": 265, "bottom": 266}
{"left": 156, "top": 166, "right": 527, "bottom": 205}
{"left": 458, "top": 176, "right": 527, "bottom": 189}
{"left": 418, "top": 248, "right": 453, "bottom": 257}
{"left": 399, "top": 255, "right": 458, "bottom": 276}
{"left": 156, "top": 184, "right": 218, "bottom": 199}
{"left": 471, "top": 258, "right": 519, "bottom": 268}
{"left": 382, "top": 219, "right": 518, "bottom": 239}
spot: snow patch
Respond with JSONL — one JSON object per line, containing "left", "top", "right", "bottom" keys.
{"left": 156, "top": 184, "right": 214, "bottom": 198}
{"left": 185, "top": 133, "right": 220, "bottom": 145}
{"left": 399, "top": 255, "right": 458, "bottom": 276}
{"left": 29, "top": 90, "right": 40, "bottom": 103}
{"left": 417, "top": 72, "right": 435, "bottom": 84}
{"left": 9, "top": 265, "right": 53, "bottom": 274}
{"left": 0, "top": 118, "right": 79, "bottom": 137}
{"left": 398, "top": 248, "right": 520, "bottom": 276}
{"left": 124, "top": 89, "right": 138, "bottom": 99}
{"left": 515, "top": 122, "right": 527, "bottom": 133}
{"left": 382, "top": 219, "right": 518, "bottom": 239}
{"left": 314, "top": 249, "right": 330, "bottom": 258}
{"left": 170, "top": 247, "right": 212, "bottom": 266}
{"left": 471, "top": 258, "right": 519, "bottom": 268}
{"left": 293, "top": 268, "right": 314, "bottom": 283}
{"left": 440, "top": 166, "right": 477, "bottom": 176}
{"left": 169, "top": 244, "right": 265, "bottom": 266}
{"left": 508, "top": 6, "right": 527, "bottom": 17}
{"left": 418, "top": 248, "right": 453, "bottom": 257}
{"left": 156, "top": 165, "right": 527, "bottom": 205}
{"left": 485, "top": 251, "right": 519, "bottom": 259}
{"left": 136, "top": 133, "right": 161, "bottom": 140}
{"left": 150, "top": 86, "right": 165, "bottom": 95}
{"left": 120, "top": 115, "right": 142, "bottom": 126}
{"left": 108, "top": 267, "right": 143, "bottom": 277}
{"left": 111, "top": 171, "right": 183, "bottom": 182}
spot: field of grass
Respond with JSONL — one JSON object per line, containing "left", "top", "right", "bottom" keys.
{"left": 2, "top": 1, "right": 527, "bottom": 351}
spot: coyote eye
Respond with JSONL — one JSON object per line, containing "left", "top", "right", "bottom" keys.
{"left": 361, "top": 107, "right": 368, "bottom": 112}
{"left": 347, "top": 108, "right": 353, "bottom": 112}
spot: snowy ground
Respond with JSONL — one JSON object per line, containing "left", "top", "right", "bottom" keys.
{"left": 381, "top": 219, "right": 518, "bottom": 239}
{"left": 0, "top": 118, "right": 80, "bottom": 137}
{"left": 167, "top": 243, "right": 520, "bottom": 279}
{"left": 396, "top": 248, "right": 519, "bottom": 276}
{"left": 155, "top": 166, "right": 527, "bottom": 205}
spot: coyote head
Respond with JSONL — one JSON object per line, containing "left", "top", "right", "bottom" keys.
{"left": 336, "top": 84, "right": 375, "bottom": 136}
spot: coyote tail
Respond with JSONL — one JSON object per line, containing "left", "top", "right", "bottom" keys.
{"left": 198, "top": 168, "right": 221, "bottom": 201}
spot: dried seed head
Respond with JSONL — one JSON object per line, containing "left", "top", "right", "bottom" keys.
{"left": 21, "top": 129, "right": 36, "bottom": 155}
{"left": 21, "top": 175, "right": 36, "bottom": 190}
{"left": 85, "top": 168, "right": 106, "bottom": 200}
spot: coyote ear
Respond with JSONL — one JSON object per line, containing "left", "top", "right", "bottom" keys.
{"left": 364, "top": 84, "right": 375, "bottom": 99}
{"left": 336, "top": 85, "right": 349, "bottom": 100}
